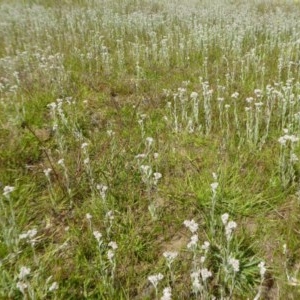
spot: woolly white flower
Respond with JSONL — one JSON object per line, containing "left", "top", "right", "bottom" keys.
{"left": 258, "top": 261, "right": 266, "bottom": 277}
{"left": 228, "top": 257, "right": 240, "bottom": 272}
{"left": 278, "top": 134, "right": 299, "bottom": 145}
{"left": 148, "top": 273, "right": 164, "bottom": 288}
{"left": 153, "top": 172, "right": 162, "bottom": 185}
{"left": 16, "top": 281, "right": 28, "bottom": 294}
{"left": 154, "top": 172, "right": 162, "bottom": 180}
{"left": 225, "top": 221, "right": 237, "bottom": 240}
{"left": 47, "top": 102, "right": 57, "bottom": 110}
{"left": 108, "top": 241, "right": 118, "bottom": 250}
{"left": 187, "top": 234, "right": 198, "bottom": 249}
{"left": 210, "top": 182, "right": 218, "bottom": 192}
{"left": 105, "top": 210, "right": 114, "bottom": 221}
{"left": 221, "top": 213, "right": 229, "bottom": 225}
{"left": 183, "top": 219, "right": 199, "bottom": 233}
{"left": 43, "top": 168, "right": 52, "bottom": 177}
{"left": 27, "top": 229, "right": 37, "bottom": 239}
{"left": 254, "top": 89, "right": 262, "bottom": 97}
{"left": 146, "top": 137, "right": 154, "bottom": 146}
{"left": 3, "top": 186, "right": 15, "bottom": 197}
{"left": 201, "top": 241, "right": 210, "bottom": 251}
{"left": 81, "top": 142, "right": 89, "bottom": 149}
{"left": 190, "top": 92, "right": 198, "bottom": 99}
{"left": 161, "top": 287, "right": 172, "bottom": 300}
{"left": 231, "top": 92, "right": 239, "bottom": 99}
{"left": 93, "top": 231, "right": 102, "bottom": 243}
{"left": 107, "top": 249, "right": 115, "bottom": 262}
{"left": 200, "top": 268, "right": 212, "bottom": 281}
{"left": 163, "top": 251, "right": 178, "bottom": 265}
{"left": 86, "top": 213, "right": 92, "bottom": 220}
{"left": 107, "top": 130, "right": 115, "bottom": 137}
{"left": 57, "top": 158, "right": 64, "bottom": 165}
{"left": 254, "top": 102, "right": 263, "bottom": 107}
{"left": 191, "top": 271, "right": 201, "bottom": 292}
{"left": 18, "top": 266, "right": 31, "bottom": 280}
{"left": 96, "top": 184, "right": 108, "bottom": 200}
{"left": 291, "top": 154, "right": 298, "bottom": 162}
{"left": 48, "top": 281, "right": 59, "bottom": 292}
{"left": 140, "top": 165, "right": 152, "bottom": 177}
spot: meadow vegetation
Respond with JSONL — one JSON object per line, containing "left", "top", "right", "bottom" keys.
{"left": 1, "top": 0, "right": 300, "bottom": 298}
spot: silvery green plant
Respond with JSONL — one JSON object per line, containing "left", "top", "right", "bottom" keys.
{"left": 164, "top": 83, "right": 203, "bottom": 134}
{"left": 0, "top": 186, "right": 18, "bottom": 251}
{"left": 278, "top": 131, "right": 299, "bottom": 188}
{"left": 183, "top": 219, "right": 212, "bottom": 299}
{"left": 88, "top": 214, "right": 118, "bottom": 293}
{"left": 201, "top": 79, "right": 213, "bottom": 135}
{"left": 148, "top": 273, "right": 164, "bottom": 299}
{"left": 137, "top": 137, "right": 162, "bottom": 220}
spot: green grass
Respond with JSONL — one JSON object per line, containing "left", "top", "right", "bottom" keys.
{"left": 1, "top": 0, "right": 300, "bottom": 299}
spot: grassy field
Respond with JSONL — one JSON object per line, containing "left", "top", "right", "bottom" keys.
{"left": 1, "top": 0, "right": 300, "bottom": 299}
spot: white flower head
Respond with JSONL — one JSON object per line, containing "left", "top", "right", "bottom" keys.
{"left": 201, "top": 241, "right": 210, "bottom": 251}
{"left": 48, "top": 281, "right": 59, "bottom": 292}
{"left": 148, "top": 273, "right": 164, "bottom": 288}
{"left": 221, "top": 213, "right": 229, "bottom": 225}
{"left": 283, "top": 243, "right": 287, "bottom": 255}
{"left": 16, "top": 281, "right": 28, "bottom": 294}
{"left": 187, "top": 234, "right": 198, "bottom": 249}
{"left": 161, "top": 287, "right": 172, "bottom": 300}
{"left": 163, "top": 251, "right": 178, "bottom": 265}
{"left": 146, "top": 137, "right": 154, "bottom": 146}
{"left": 258, "top": 261, "right": 266, "bottom": 277}
{"left": 107, "top": 249, "right": 115, "bottom": 262}
{"left": 27, "top": 229, "right": 37, "bottom": 239}
{"left": 105, "top": 210, "right": 114, "bottom": 221}
{"left": 107, "top": 130, "right": 115, "bottom": 137}
{"left": 140, "top": 165, "right": 152, "bottom": 179}
{"left": 183, "top": 219, "right": 199, "bottom": 233}
{"left": 200, "top": 268, "right": 212, "bottom": 281}
{"left": 231, "top": 92, "right": 239, "bottom": 99}
{"left": 86, "top": 213, "right": 92, "bottom": 220}
{"left": 225, "top": 220, "right": 237, "bottom": 241}
{"left": 228, "top": 257, "right": 240, "bottom": 272}
{"left": 57, "top": 158, "right": 64, "bottom": 166}
{"left": 108, "top": 241, "right": 118, "bottom": 250}
{"left": 3, "top": 186, "right": 15, "bottom": 197}
{"left": 153, "top": 172, "right": 162, "bottom": 185}
{"left": 96, "top": 184, "right": 108, "bottom": 200}
{"left": 211, "top": 182, "right": 218, "bottom": 193}
{"left": 81, "top": 142, "right": 89, "bottom": 149}
{"left": 18, "top": 266, "right": 31, "bottom": 280}
{"left": 191, "top": 271, "right": 201, "bottom": 293}
{"left": 291, "top": 154, "right": 298, "bottom": 162}
{"left": 43, "top": 168, "right": 52, "bottom": 178}
{"left": 190, "top": 92, "right": 198, "bottom": 99}
{"left": 93, "top": 231, "right": 102, "bottom": 243}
